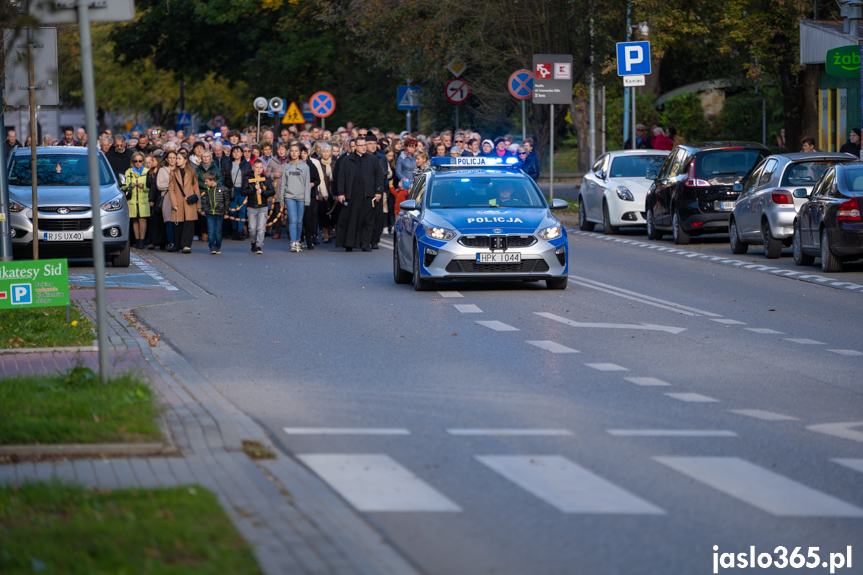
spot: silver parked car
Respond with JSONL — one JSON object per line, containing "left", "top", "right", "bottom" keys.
{"left": 728, "top": 153, "right": 855, "bottom": 258}
{"left": 7, "top": 147, "right": 131, "bottom": 266}
{"left": 578, "top": 150, "right": 669, "bottom": 234}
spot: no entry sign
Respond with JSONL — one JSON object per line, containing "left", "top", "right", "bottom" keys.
{"left": 508, "top": 69, "right": 533, "bottom": 100}
{"left": 445, "top": 78, "right": 470, "bottom": 104}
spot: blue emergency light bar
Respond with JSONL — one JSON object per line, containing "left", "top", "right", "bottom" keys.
{"left": 431, "top": 156, "right": 521, "bottom": 167}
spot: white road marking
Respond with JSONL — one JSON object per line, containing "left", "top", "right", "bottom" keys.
{"left": 729, "top": 409, "right": 798, "bottom": 421}
{"left": 284, "top": 428, "right": 410, "bottom": 435}
{"left": 567, "top": 274, "right": 722, "bottom": 317}
{"left": 377, "top": 240, "right": 394, "bottom": 251}
{"left": 585, "top": 363, "right": 628, "bottom": 372}
{"left": 828, "top": 349, "right": 863, "bottom": 357}
{"left": 710, "top": 318, "right": 747, "bottom": 325}
{"left": 624, "top": 377, "right": 672, "bottom": 387}
{"left": 654, "top": 456, "right": 863, "bottom": 517}
{"left": 525, "top": 340, "right": 579, "bottom": 353}
{"left": 833, "top": 459, "right": 863, "bottom": 474}
{"left": 130, "top": 254, "right": 180, "bottom": 291}
{"left": 298, "top": 454, "right": 462, "bottom": 512}
{"left": 437, "top": 291, "right": 463, "bottom": 298}
{"left": 665, "top": 392, "right": 719, "bottom": 403}
{"left": 784, "top": 338, "right": 825, "bottom": 345}
{"left": 744, "top": 328, "right": 785, "bottom": 334}
{"left": 476, "top": 320, "right": 519, "bottom": 331}
{"left": 447, "top": 429, "right": 573, "bottom": 436}
{"left": 607, "top": 429, "right": 736, "bottom": 437}
{"left": 476, "top": 455, "right": 664, "bottom": 514}
{"left": 454, "top": 304, "right": 483, "bottom": 313}
{"left": 535, "top": 312, "right": 686, "bottom": 334}
{"left": 807, "top": 421, "right": 863, "bottom": 443}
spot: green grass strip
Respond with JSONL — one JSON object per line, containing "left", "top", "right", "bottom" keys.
{"left": 0, "top": 482, "right": 261, "bottom": 574}
{"left": 0, "top": 369, "right": 162, "bottom": 445}
{"left": 0, "top": 307, "right": 94, "bottom": 349}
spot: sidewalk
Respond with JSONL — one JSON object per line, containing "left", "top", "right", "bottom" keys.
{"left": 0, "top": 296, "right": 419, "bottom": 575}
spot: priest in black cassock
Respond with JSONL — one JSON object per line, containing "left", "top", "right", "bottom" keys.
{"left": 335, "top": 136, "right": 385, "bottom": 252}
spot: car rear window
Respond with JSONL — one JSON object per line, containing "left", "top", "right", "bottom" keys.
{"left": 695, "top": 150, "right": 765, "bottom": 179}
{"left": 8, "top": 154, "right": 114, "bottom": 186}
{"left": 427, "top": 175, "right": 545, "bottom": 208}
{"left": 609, "top": 155, "right": 666, "bottom": 178}
{"left": 782, "top": 161, "right": 845, "bottom": 187}
{"left": 843, "top": 168, "right": 863, "bottom": 192}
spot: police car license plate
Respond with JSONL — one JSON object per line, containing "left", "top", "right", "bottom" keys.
{"left": 43, "top": 232, "right": 84, "bottom": 241}
{"left": 477, "top": 252, "right": 521, "bottom": 263}
{"left": 717, "top": 201, "right": 734, "bottom": 211}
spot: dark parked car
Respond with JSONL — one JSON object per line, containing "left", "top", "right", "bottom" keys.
{"left": 645, "top": 142, "right": 770, "bottom": 244}
{"left": 792, "top": 162, "right": 863, "bottom": 272}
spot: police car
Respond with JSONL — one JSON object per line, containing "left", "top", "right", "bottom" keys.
{"left": 393, "top": 156, "right": 569, "bottom": 291}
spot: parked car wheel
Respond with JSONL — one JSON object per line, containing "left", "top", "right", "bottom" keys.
{"left": 602, "top": 201, "right": 618, "bottom": 235}
{"left": 792, "top": 221, "right": 814, "bottom": 266}
{"left": 672, "top": 210, "right": 690, "bottom": 245}
{"left": 762, "top": 220, "right": 782, "bottom": 259}
{"left": 577, "top": 196, "right": 595, "bottom": 231}
{"left": 108, "top": 239, "right": 130, "bottom": 268}
{"left": 820, "top": 229, "right": 842, "bottom": 272}
{"left": 728, "top": 217, "right": 748, "bottom": 254}
{"left": 646, "top": 209, "right": 663, "bottom": 240}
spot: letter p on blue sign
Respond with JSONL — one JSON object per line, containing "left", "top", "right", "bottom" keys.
{"left": 616, "top": 41, "right": 651, "bottom": 76}
{"left": 11, "top": 283, "right": 32, "bottom": 305}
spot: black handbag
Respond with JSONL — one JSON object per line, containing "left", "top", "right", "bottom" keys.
{"left": 185, "top": 193, "right": 199, "bottom": 205}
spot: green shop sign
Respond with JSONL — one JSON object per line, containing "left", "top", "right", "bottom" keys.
{"left": 0, "top": 259, "right": 70, "bottom": 309}
{"left": 826, "top": 46, "right": 861, "bottom": 78}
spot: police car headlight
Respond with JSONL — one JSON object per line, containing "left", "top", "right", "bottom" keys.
{"left": 616, "top": 186, "right": 634, "bottom": 201}
{"left": 423, "top": 225, "right": 457, "bottom": 241}
{"left": 537, "top": 225, "right": 562, "bottom": 240}
{"left": 101, "top": 195, "right": 124, "bottom": 212}
{"left": 9, "top": 201, "right": 26, "bottom": 212}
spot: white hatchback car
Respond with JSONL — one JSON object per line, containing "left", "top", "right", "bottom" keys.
{"left": 578, "top": 150, "right": 670, "bottom": 234}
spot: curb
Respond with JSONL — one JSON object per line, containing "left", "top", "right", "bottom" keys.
{"left": 0, "top": 344, "right": 98, "bottom": 355}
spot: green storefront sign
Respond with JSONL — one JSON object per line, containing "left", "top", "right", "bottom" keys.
{"left": 0, "top": 259, "right": 70, "bottom": 309}
{"left": 826, "top": 46, "right": 860, "bottom": 78}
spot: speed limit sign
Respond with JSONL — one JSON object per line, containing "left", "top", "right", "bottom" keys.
{"left": 445, "top": 78, "right": 470, "bottom": 104}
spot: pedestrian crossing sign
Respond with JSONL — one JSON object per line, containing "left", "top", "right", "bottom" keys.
{"left": 282, "top": 101, "right": 305, "bottom": 124}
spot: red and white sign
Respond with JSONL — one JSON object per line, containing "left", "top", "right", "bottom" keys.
{"left": 0, "top": 291, "right": 7, "bottom": 300}
{"left": 445, "top": 78, "right": 470, "bottom": 104}
{"left": 535, "top": 63, "right": 552, "bottom": 79}
{"left": 554, "top": 63, "right": 571, "bottom": 80}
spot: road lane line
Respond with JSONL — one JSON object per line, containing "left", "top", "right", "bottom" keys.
{"left": 525, "top": 340, "right": 579, "bottom": 353}
{"left": 454, "top": 304, "right": 483, "bottom": 313}
{"left": 664, "top": 392, "right": 719, "bottom": 403}
{"left": 437, "top": 291, "right": 463, "bottom": 298}
{"left": 298, "top": 454, "right": 461, "bottom": 512}
{"left": 568, "top": 274, "right": 721, "bottom": 317}
{"left": 585, "top": 363, "right": 628, "bottom": 372}
{"left": 828, "top": 349, "right": 863, "bottom": 357}
{"left": 710, "top": 318, "right": 747, "bottom": 325}
{"left": 654, "top": 456, "right": 863, "bottom": 517}
{"left": 607, "top": 429, "right": 736, "bottom": 437}
{"left": 728, "top": 409, "right": 798, "bottom": 421}
{"left": 476, "top": 455, "right": 664, "bottom": 514}
{"left": 744, "top": 328, "right": 785, "bottom": 334}
{"left": 784, "top": 338, "right": 825, "bottom": 345}
{"left": 536, "top": 312, "right": 686, "bottom": 334}
{"left": 476, "top": 321, "right": 519, "bottom": 332}
{"left": 807, "top": 421, "right": 863, "bottom": 443}
{"left": 447, "top": 429, "right": 573, "bottom": 436}
{"left": 284, "top": 428, "right": 410, "bottom": 435}
{"left": 624, "top": 377, "right": 672, "bottom": 387}
{"left": 833, "top": 459, "right": 863, "bottom": 474}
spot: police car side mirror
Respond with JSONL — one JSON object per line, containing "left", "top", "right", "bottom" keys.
{"left": 550, "top": 199, "right": 569, "bottom": 210}
{"left": 792, "top": 188, "right": 808, "bottom": 198}
{"left": 645, "top": 168, "right": 657, "bottom": 180}
{"left": 118, "top": 174, "right": 126, "bottom": 186}
{"left": 399, "top": 199, "right": 418, "bottom": 211}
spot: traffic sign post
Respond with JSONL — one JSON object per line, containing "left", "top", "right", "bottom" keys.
{"left": 617, "top": 41, "right": 651, "bottom": 150}
{"left": 309, "top": 91, "right": 335, "bottom": 131}
{"left": 509, "top": 70, "right": 534, "bottom": 142}
{"left": 445, "top": 78, "right": 469, "bottom": 129}
{"left": 533, "top": 54, "right": 573, "bottom": 200}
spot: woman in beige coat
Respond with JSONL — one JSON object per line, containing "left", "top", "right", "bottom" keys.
{"left": 168, "top": 153, "right": 200, "bottom": 253}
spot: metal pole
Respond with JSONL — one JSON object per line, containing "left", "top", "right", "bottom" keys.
{"left": 762, "top": 99, "right": 767, "bottom": 146}
{"left": 321, "top": 117, "right": 325, "bottom": 132}
{"left": 601, "top": 87, "right": 607, "bottom": 154}
{"left": 407, "top": 110, "right": 411, "bottom": 134}
{"left": 455, "top": 105, "right": 459, "bottom": 130}
{"left": 522, "top": 100, "right": 526, "bottom": 142}
{"left": 623, "top": 0, "right": 631, "bottom": 147}
{"left": 77, "top": 0, "right": 110, "bottom": 383}
{"left": 256, "top": 111, "right": 262, "bottom": 145}
{"left": 0, "top": 34, "right": 12, "bottom": 262}
{"left": 589, "top": 12, "right": 595, "bottom": 163}
{"left": 549, "top": 105, "right": 554, "bottom": 201}
{"left": 28, "top": 28, "right": 38, "bottom": 260}
{"left": 631, "top": 86, "right": 637, "bottom": 149}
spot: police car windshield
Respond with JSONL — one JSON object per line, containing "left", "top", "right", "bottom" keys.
{"left": 8, "top": 154, "right": 114, "bottom": 186}
{"left": 427, "top": 175, "right": 545, "bottom": 208}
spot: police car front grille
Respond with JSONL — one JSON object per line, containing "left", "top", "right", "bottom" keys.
{"left": 39, "top": 218, "right": 92, "bottom": 231}
{"left": 458, "top": 235, "right": 536, "bottom": 248}
{"left": 445, "top": 259, "right": 550, "bottom": 273}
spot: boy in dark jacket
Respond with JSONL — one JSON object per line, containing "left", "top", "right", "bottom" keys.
{"left": 201, "top": 172, "right": 232, "bottom": 255}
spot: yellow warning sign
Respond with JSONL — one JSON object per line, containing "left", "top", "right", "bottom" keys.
{"left": 282, "top": 101, "right": 305, "bottom": 124}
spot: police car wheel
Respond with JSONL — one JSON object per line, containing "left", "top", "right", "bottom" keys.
{"left": 546, "top": 277, "right": 568, "bottom": 290}
{"left": 393, "top": 237, "right": 412, "bottom": 284}
{"left": 412, "top": 244, "right": 434, "bottom": 291}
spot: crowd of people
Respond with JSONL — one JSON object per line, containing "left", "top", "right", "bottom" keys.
{"left": 3, "top": 123, "right": 542, "bottom": 255}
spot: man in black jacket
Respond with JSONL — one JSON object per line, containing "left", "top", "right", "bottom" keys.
{"left": 522, "top": 139, "right": 540, "bottom": 182}
{"left": 335, "top": 136, "right": 385, "bottom": 252}
{"left": 366, "top": 134, "right": 389, "bottom": 248}
{"left": 105, "top": 135, "right": 133, "bottom": 178}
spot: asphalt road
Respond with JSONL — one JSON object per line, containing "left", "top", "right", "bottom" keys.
{"left": 131, "top": 225, "right": 863, "bottom": 575}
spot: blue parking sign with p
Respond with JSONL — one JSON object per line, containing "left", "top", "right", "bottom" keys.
{"left": 11, "top": 283, "right": 32, "bottom": 305}
{"left": 616, "top": 41, "right": 651, "bottom": 76}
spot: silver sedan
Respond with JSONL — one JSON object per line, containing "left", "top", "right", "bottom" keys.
{"left": 729, "top": 153, "right": 855, "bottom": 258}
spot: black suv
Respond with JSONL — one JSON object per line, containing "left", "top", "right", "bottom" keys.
{"left": 645, "top": 142, "right": 770, "bottom": 244}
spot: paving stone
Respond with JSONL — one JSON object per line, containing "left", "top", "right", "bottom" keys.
{"left": 128, "top": 458, "right": 159, "bottom": 488}
{"left": 166, "top": 457, "right": 196, "bottom": 485}
{"left": 147, "top": 457, "right": 179, "bottom": 487}
{"left": 34, "top": 461, "right": 56, "bottom": 482}
{"left": 92, "top": 459, "right": 121, "bottom": 490}
{"left": 109, "top": 459, "right": 139, "bottom": 488}
{"left": 72, "top": 460, "right": 98, "bottom": 488}
{"left": 0, "top": 464, "right": 17, "bottom": 485}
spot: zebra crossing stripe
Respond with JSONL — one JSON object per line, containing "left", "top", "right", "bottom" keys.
{"left": 476, "top": 455, "right": 664, "bottom": 514}
{"left": 654, "top": 456, "right": 863, "bottom": 517}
